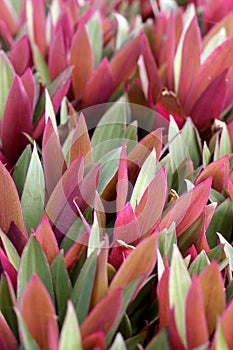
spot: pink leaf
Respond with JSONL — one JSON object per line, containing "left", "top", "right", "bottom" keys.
{"left": 7, "top": 222, "right": 28, "bottom": 255}
{"left": 226, "top": 178, "right": 233, "bottom": 202}
{"left": 34, "top": 216, "right": 59, "bottom": 265}
{"left": 157, "top": 267, "right": 170, "bottom": 328}
{"left": 31, "top": 0, "right": 47, "bottom": 57}
{"left": 64, "top": 232, "right": 89, "bottom": 270}
{"left": 8, "top": 36, "right": 31, "bottom": 76}
{"left": 0, "top": 161, "right": 26, "bottom": 235}
{"left": 48, "top": 29, "right": 67, "bottom": 81}
{"left": 21, "top": 68, "right": 36, "bottom": 115}
{"left": 0, "top": 0, "right": 18, "bottom": 35}
{"left": 110, "top": 33, "right": 142, "bottom": 90}
{"left": 183, "top": 37, "right": 233, "bottom": 115}
{"left": 178, "top": 17, "right": 201, "bottom": 105}
{"left": 109, "top": 233, "right": 157, "bottom": 293}
{"left": 185, "top": 276, "right": 209, "bottom": 348}
{"left": 199, "top": 261, "right": 225, "bottom": 336}
{"left": 169, "top": 308, "right": 185, "bottom": 350}
{"left": 70, "top": 21, "right": 93, "bottom": 99}
{"left": 0, "top": 314, "right": 18, "bottom": 350}
{"left": 195, "top": 155, "right": 230, "bottom": 192}
{"left": 82, "top": 332, "right": 105, "bottom": 350}
{"left": 20, "top": 275, "right": 59, "bottom": 349}
{"left": 189, "top": 70, "right": 228, "bottom": 129}
{"left": 160, "top": 178, "right": 212, "bottom": 237}
{"left": 80, "top": 288, "right": 123, "bottom": 338}
{"left": 70, "top": 113, "right": 92, "bottom": 167}
{"left": 0, "top": 248, "right": 17, "bottom": 290}
{"left": 42, "top": 118, "right": 67, "bottom": 197}
{"left": 81, "top": 58, "right": 114, "bottom": 109}
{"left": 114, "top": 203, "right": 140, "bottom": 244}
{"left": 165, "top": 11, "right": 176, "bottom": 91}
{"left": 116, "top": 141, "right": 128, "bottom": 213}
{"left": 1, "top": 76, "right": 32, "bottom": 165}
{"left": 135, "top": 167, "right": 167, "bottom": 237}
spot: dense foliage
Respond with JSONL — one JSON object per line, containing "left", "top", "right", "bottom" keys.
{"left": 1, "top": 0, "right": 233, "bottom": 349}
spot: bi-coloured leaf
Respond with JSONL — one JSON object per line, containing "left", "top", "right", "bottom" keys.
{"left": 110, "top": 333, "right": 127, "bottom": 350}
{"left": 116, "top": 142, "right": 128, "bottom": 213}
{"left": 145, "top": 329, "right": 170, "bottom": 350}
{"left": 0, "top": 231, "right": 20, "bottom": 271}
{"left": 212, "top": 298, "right": 233, "bottom": 350}
{"left": 71, "top": 250, "right": 98, "bottom": 324}
{"left": 8, "top": 36, "right": 31, "bottom": 76}
{"left": 113, "top": 203, "right": 139, "bottom": 245}
{"left": 185, "top": 276, "right": 208, "bottom": 349}
{"left": 80, "top": 288, "right": 123, "bottom": 338}
{"left": 86, "top": 11, "right": 103, "bottom": 68}
{"left": 0, "top": 161, "right": 26, "bottom": 235}
{"left": 110, "top": 34, "right": 142, "bottom": 89}
{"left": 59, "top": 301, "right": 82, "bottom": 350}
{"left": 42, "top": 118, "right": 66, "bottom": 197}
{"left": 0, "top": 313, "right": 18, "bottom": 350}
{"left": 21, "top": 142, "right": 45, "bottom": 234}
{"left": 70, "top": 21, "right": 93, "bottom": 99}
{"left": 110, "top": 233, "right": 157, "bottom": 293}
{"left": 199, "top": 261, "right": 225, "bottom": 336}
{"left": 48, "top": 29, "right": 67, "bottom": 81}
{"left": 34, "top": 216, "right": 59, "bottom": 265}
{"left": 15, "top": 309, "right": 40, "bottom": 350}
{"left": 157, "top": 267, "right": 170, "bottom": 328}
{"left": 20, "top": 275, "right": 59, "bottom": 350}
{"left": 160, "top": 178, "right": 212, "bottom": 237}
{"left": 82, "top": 332, "right": 105, "bottom": 350}
{"left": 169, "top": 245, "right": 191, "bottom": 347}
{"left": 0, "top": 51, "right": 15, "bottom": 120}
{"left": 17, "top": 235, "right": 54, "bottom": 306}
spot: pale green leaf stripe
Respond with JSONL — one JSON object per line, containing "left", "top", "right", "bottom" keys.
{"left": 0, "top": 51, "right": 15, "bottom": 120}
{"left": 59, "top": 301, "right": 82, "bottom": 350}
{"left": 169, "top": 244, "right": 191, "bottom": 347}
{"left": 115, "top": 13, "right": 129, "bottom": 50}
{"left": 45, "top": 89, "right": 58, "bottom": 136}
{"left": 130, "top": 148, "right": 156, "bottom": 209}
{"left": 0, "top": 231, "right": 20, "bottom": 270}
{"left": 21, "top": 142, "right": 45, "bottom": 234}
{"left": 15, "top": 309, "right": 40, "bottom": 350}
{"left": 201, "top": 28, "right": 227, "bottom": 63}
{"left": 110, "top": 333, "right": 127, "bottom": 350}
{"left": 86, "top": 11, "right": 103, "bottom": 68}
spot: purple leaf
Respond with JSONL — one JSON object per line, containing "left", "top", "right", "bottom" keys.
{"left": 8, "top": 35, "right": 31, "bottom": 76}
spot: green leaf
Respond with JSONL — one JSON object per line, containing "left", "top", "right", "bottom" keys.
{"left": 86, "top": 11, "right": 103, "bottom": 68}
{"left": 115, "top": 13, "right": 130, "bottom": 50}
{"left": 125, "top": 332, "right": 146, "bottom": 350}
{"left": 158, "top": 222, "right": 176, "bottom": 265}
{"left": 87, "top": 211, "right": 100, "bottom": 257}
{"left": 60, "top": 97, "right": 68, "bottom": 125}
{"left": 110, "top": 333, "right": 127, "bottom": 350}
{"left": 59, "top": 301, "right": 82, "bottom": 350}
{"left": 31, "top": 43, "right": 51, "bottom": 85}
{"left": 209, "top": 188, "right": 226, "bottom": 204}
{"left": 189, "top": 251, "right": 210, "bottom": 276}
{"left": 91, "top": 101, "right": 129, "bottom": 162}
{"left": 0, "top": 51, "right": 15, "bottom": 120}
{"left": 145, "top": 329, "right": 170, "bottom": 350}
{"left": 181, "top": 118, "right": 201, "bottom": 168}
{"left": 169, "top": 244, "right": 191, "bottom": 347}
{"left": 21, "top": 142, "right": 45, "bottom": 234}
{"left": 217, "top": 233, "right": 233, "bottom": 280}
{"left": 97, "top": 147, "right": 121, "bottom": 194}
{"left": 71, "top": 250, "right": 98, "bottom": 324}
{"left": 13, "top": 145, "right": 32, "bottom": 198}
{"left": 125, "top": 120, "right": 137, "bottom": 153}
{"left": 130, "top": 149, "right": 156, "bottom": 209}
{"left": 215, "top": 323, "right": 229, "bottom": 350}
{"left": 15, "top": 309, "right": 39, "bottom": 350}
{"left": 0, "top": 276, "right": 18, "bottom": 338}
{"left": 219, "top": 124, "right": 231, "bottom": 158}
{"left": 0, "top": 230, "right": 20, "bottom": 270}
{"left": 206, "top": 199, "right": 233, "bottom": 248}
{"left": 51, "top": 252, "right": 72, "bottom": 327}
{"left": 17, "top": 235, "right": 54, "bottom": 306}
{"left": 160, "top": 0, "right": 178, "bottom": 14}
{"left": 202, "top": 142, "right": 211, "bottom": 168}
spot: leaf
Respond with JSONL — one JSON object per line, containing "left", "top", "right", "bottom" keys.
{"left": 212, "top": 323, "right": 229, "bottom": 350}
{"left": 48, "top": 29, "right": 67, "bottom": 81}
{"left": 145, "top": 329, "right": 170, "bottom": 350}
{"left": 110, "top": 34, "right": 142, "bottom": 89}
{"left": 160, "top": 178, "right": 212, "bottom": 237}
{"left": 80, "top": 58, "right": 114, "bottom": 109}
{"left": 70, "top": 113, "right": 92, "bottom": 167}
{"left": 8, "top": 36, "right": 31, "bottom": 76}
{"left": 206, "top": 199, "right": 233, "bottom": 248}
{"left": 185, "top": 276, "right": 208, "bottom": 349}
{"left": 110, "top": 333, "right": 127, "bottom": 350}
{"left": 199, "top": 261, "right": 225, "bottom": 336}
{"left": 157, "top": 267, "right": 170, "bottom": 328}
{"left": 80, "top": 288, "right": 123, "bottom": 338}
{"left": 202, "top": 27, "right": 227, "bottom": 63}
{"left": 130, "top": 149, "right": 156, "bottom": 209}
{"left": 59, "top": 301, "right": 82, "bottom": 350}
{"left": 13, "top": 145, "right": 31, "bottom": 198}
{"left": 45, "top": 89, "right": 58, "bottom": 136}
{"left": 135, "top": 167, "right": 167, "bottom": 237}
{"left": 71, "top": 250, "right": 98, "bottom": 324}
{"left": 21, "top": 142, "right": 45, "bottom": 234}
{"left": 1, "top": 75, "right": 32, "bottom": 165}
{"left": 17, "top": 235, "right": 54, "bottom": 306}
{"left": 0, "top": 51, "right": 15, "bottom": 120}
{"left": 113, "top": 203, "right": 139, "bottom": 245}
{"left": 34, "top": 216, "right": 59, "bottom": 265}
{"left": 15, "top": 309, "right": 39, "bottom": 350}
{"left": 212, "top": 298, "right": 233, "bottom": 349}
{"left": 116, "top": 142, "right": 128, "bottom": 213}
{"left": 87, "top": 211, "right": 100, "bottom": 258}
{"left": 31, "top": 43, "right": 51, "bottom": 85}
{"left": 189, "top": 251, "right": 210, "bottom": 276}
{"left": 70, "top": 21, "right": 93, "bottom": 99}
{"left": 0, "top": 313, "right": 18, "bottom": 350}
{"left": 42, "top": 118, "right": 66, "bottom": 197}
{"left": 184, "top": 36, "right": 233, "bottom": 115}
{"left": 217, "top": 233, "right": 233, "bottom": 280}
{"left": 51, "top": 252, "right": 72, "bottom": 327}
{"left": 0, "top": 161, "right": 26, "bottom": 236}
{"left": 169, "top": 245, "right": 191, "bottom": 347}
{"left": 0, "top": 230, "right": 20, "bottom": 271}
{"left": 91, "top": 101, "right": 128, "bottom": 162}
{"left": 20, "top": 275, "right": 59, "bottom": 350}
{"left": 109, "top": 233, "right": 157, "bottom": 293}
{"left": 86, "top": 11, "right": 103, "bottom": 68}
